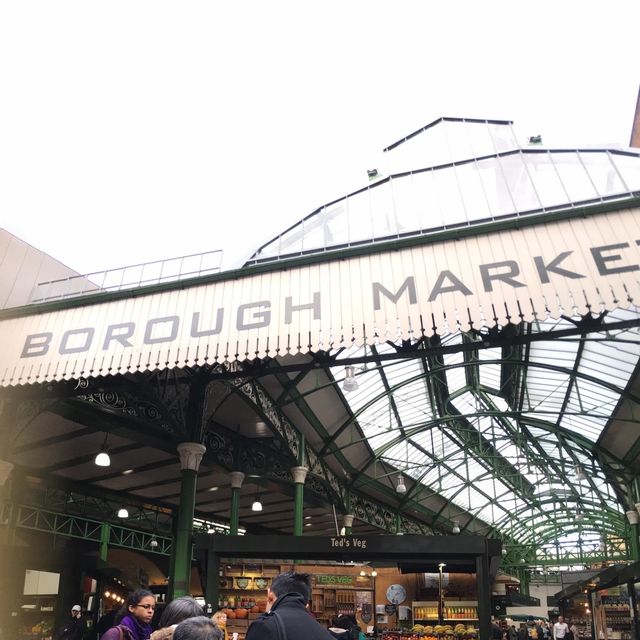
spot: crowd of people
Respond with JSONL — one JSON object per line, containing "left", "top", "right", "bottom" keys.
{"left": 492, "top": 616, "right": 580, "bottom": 640}
{"left": 61, "top": 577, "right": 582, "bottom": 640}
{"left": 58, "top": 571, "right": 362, "bottom": 640}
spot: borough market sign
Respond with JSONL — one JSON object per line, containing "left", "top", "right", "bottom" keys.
{"left": 1, "top": 207, "right": 639, "bottom": 385}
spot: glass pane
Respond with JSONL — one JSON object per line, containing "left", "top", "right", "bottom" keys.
{"left": 579, "top": 151, "right": 627, "bottom": 196}
{"left": 369, "top": 182, "right": 398, "bottom": 239}
{"left": 414, "top": 169, "right": 446, "bottom": 231}
{"left": 389, "top": 175, "right": 421, "bottom": 235}
{"left": 346, "top": 191, "right": 375, "bottom": 244}
{"left": 610, "top": 152, "right": 640, "bottom": 191}
{"left": 551, "top": 152, "right": 599, "bottom": 202}
{"left": 433, "top": 166, "right": 466, "bottom": 226}
{"left": 522, "top": 152, "right": 569, "bottom": 209}
{"left": 498, "top": 153, "right": 541, "bottom": 213}
{"left": 456, "top": 161, "right": 492, "bottom": 221}
{"left": 475, "top": 156, "right": 516, "bottom": 217}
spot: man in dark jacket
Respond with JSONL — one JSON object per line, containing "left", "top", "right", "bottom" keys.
{"left": 245, "top": 572, "right": 334, "bottom": 640}
{"left": 57, "top": 605, "right": 85, "bottom": 640}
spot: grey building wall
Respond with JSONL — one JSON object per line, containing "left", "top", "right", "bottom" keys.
{"left": 0, "top": 229, "right": 83, "bottom": 309}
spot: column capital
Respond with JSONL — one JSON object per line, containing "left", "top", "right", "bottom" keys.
{"left": 177, "top": 442, "right": 206, "bottom": 472}
{"left": 230, "top": 471, "right": 245, "bottom": 489}
{"left": 291, "top": 466, "right": 308, "bottom": 484}
{"left": 342, "top": 514, "right": 354, "bottom": 529}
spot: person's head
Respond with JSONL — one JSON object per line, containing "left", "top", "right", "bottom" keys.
{"left": 330, "top": 615, "right": 344, "bottom": 628}
{"left": 120, "top": 589, "right": 155, "bottom": 626}
{"left": 71, "top": 605, "right": 81, "bottom": 617}
{"left": 267, "top": 572, "right": 312, "bottom": 609}
{"left": 159, "top": 596, "right": 204, "bottom": 628}
{"left": 337, "top": 615, "right": 357, "bottom": 629}
{"left": 558, "top": 617, "right": 564, "bottom": 624}
{"left": 174, "top": 616, "right": 222, "bottom": 640}
{"left": 211, "top": 611, "right": 227, "bottom": 626}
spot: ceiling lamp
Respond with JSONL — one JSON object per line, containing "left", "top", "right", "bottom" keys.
{"left": 342, "top": 366, "right": 359, "bottom": 393}
{"left": 360, "top": 570, "right": 366, "bottom": 577}
{"left": 95, "top": 434, "right": 111, "bottom": 467}
{"left": 252, "top": 495, "right": 263, "bottom": 512}
{"left": 117, "top": 508, "right": 129, "bottom": 518}
{"left": 395, "top": 474, "right": 407, "bottom": 495}
{"left": 371, "top": 570, "right": 377, "bottom": 577}
{"left": 574, "top": 464, "right": 587, "bottom": 482}
{"left": 452, "top": 520, "right": 461, "bottom": 534}
{"left": 150, "top": 535, "right": 159, "bottom": 548}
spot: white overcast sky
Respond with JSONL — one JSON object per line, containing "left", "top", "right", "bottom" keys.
{"left": 1, "top": 1, "right": 639, "bottom": 275}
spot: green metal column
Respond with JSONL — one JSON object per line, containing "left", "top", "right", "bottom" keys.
{"left": 170, "top": 442, "right": 206, "bottom": 599}
{"left": 99, "top": 523, "right": 110, "bottom": 562}
{"left": 630, "top": 523, "right": 640, "bottom": 562}
{"left": 229, "top": 472, "right": 245, "bottom": 536}
{"left": 291, "top": 466, "right": 308, "bottom": 536}
{"left": 476, "top": 552, "right": 491, "bottom": 640}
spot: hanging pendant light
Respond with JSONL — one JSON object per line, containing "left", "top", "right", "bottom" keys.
{"left": 117, "top": 508, "right": 129, "bottom": 518}
{"left": 95, "top": 433, "right": 111, "bottom": 467}
{"left": 395, "top": 474, "right": 407, "bottom": 494}
{"left": 452, "top": 520, "right": 461, "bottom": 534}
{"left": 342, "top": 366, "right": 359, "bottom": 392}
{"left": 251, "top": 496, "right": 263, "bottom": 512}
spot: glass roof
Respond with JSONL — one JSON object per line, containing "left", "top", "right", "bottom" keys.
{"left": 253, "top": 116, "right": 640, "bottom": 563}
{"left": 324, "top": 304, "right": 640, "bottom": 549}
{"left": 247, "top": 118, "right": 640, "bottom": 264}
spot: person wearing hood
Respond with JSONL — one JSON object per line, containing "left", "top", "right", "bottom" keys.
{"left": 245, "top": 572, "right": 334, "bottom": 640}
{"left": 101, "top": 589, "right": 156, "bottom": 640}
{"left": 57, "top": 604, "right": 85, "bottom": 640}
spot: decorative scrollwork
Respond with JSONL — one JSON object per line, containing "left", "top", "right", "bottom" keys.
{"left": 79, "top": 391, "right": 175, "bottom": 434}
{"left": 74, "top": 377, "right": 89, "bottom": 390}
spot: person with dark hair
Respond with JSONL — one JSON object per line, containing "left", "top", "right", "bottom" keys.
{"left": 101, "top": 589, "right": 156, "bottom": 640}
{"left": 245, "top": 571, "right": 334, "bottom": 640}
{"left": 151, "top": 597, "right": 205, "bottom": 640}
{"left": 328, "top": 615, "right": 349, "bottom": 640}
{"left": 173, "top": 617, "right": 222, "bottom": 640}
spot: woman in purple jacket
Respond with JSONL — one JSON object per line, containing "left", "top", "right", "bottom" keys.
{"left": 101, "top": 589, "right": 156, "bottom": 640}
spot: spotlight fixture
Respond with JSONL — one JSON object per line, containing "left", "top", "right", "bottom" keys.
{"left": 395, "top": 474, "right": 407, "bottom": 495}
{"left": 252, "top": 496, "right": 263, "bottom": 512}
{"left": 95, "top": 433, "right": 111, "bottom": 467}
{"left": 528, "top": 135, "right": 542, "bottom": 145}
{"left": 367, "top": 168, "right": 379, "bottom": 180}
{"left": 150, "top": 536, "right": 159, "bottom": 548}
{"left": 117, "top": 508, "right": 129, "bottom": 518}
{"left": 452, "top": 520, "right": 461, "bottom": 534}
{"left": 371, "top": 570, "right": 377, "bottom": 577}
{"left": 342, "top": 366, "right": 359, "bottom": 393}
{"left": 574, "top": 464, "right": 587, "bottom": 482}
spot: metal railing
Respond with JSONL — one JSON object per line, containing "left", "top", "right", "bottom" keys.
{"left": 29, "top": 250, "right": 223, "bottom": 304}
